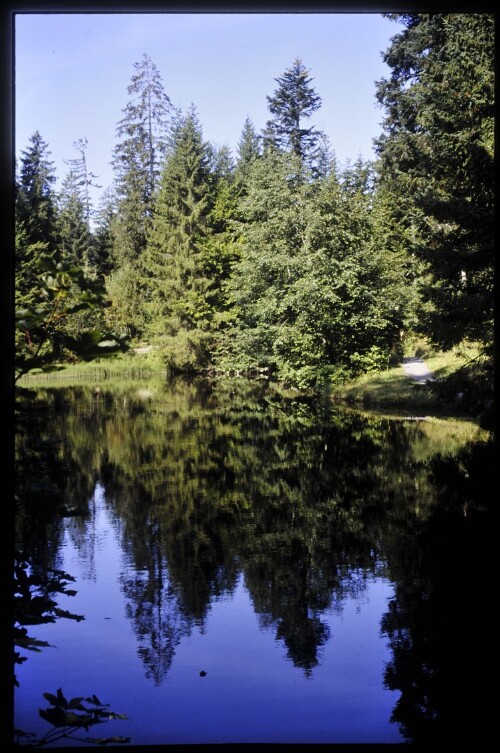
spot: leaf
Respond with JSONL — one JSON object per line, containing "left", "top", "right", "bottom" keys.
{"left": 39, "top": 706, "right": 66, "bottom": 726}
{"left": 68, "top": 696, "right": 86, "bottom": 710}
{"left": 86, "top": 694, "right": 104, "bottom": 707}
{"left": 16, "top": 635, "right": 52, "bottom": 652}
{"left": 65, "top": 711, "right": 95, "bottom": 728}
{"left": 42, "top": 692, "right": 59, "bottom": 706}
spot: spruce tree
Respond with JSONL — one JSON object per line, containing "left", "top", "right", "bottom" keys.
{"left": 111, "top": 53, "right": 172, "bottom": 265}
{"left": 141, "top": 108, "right": 216, "bottom": 371}
{"left": 16, "top": 131, "right": 59, "bottom": 260}
{"left": 92, "top": 187, "right": 117, "bottom": 279}
{"left": 375, "top": 13, "right": 494, "bottom": 353}
{"left": 64, "top": 137, "right": 100, "bottom": 226}
{"left": 15, "top": 132, "right": 60, "bottom": 305}
{"left": 236, "top": 116, "right": 261, "bottom": 175}
{"left": 263, "top": 58, "right": 324, "bottom": 172}
{"left": 58, "top": 169, "right": 94, "bottom": 271}
{"left": 106, "top": 54, "right": 172, "bottom": 336}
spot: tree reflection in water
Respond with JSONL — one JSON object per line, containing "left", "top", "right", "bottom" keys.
{"left": 15, "top": 377, "right": 493, "bottom": 741}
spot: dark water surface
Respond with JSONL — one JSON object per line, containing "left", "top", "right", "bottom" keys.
{"left": 14, "top": 378, "right": 494, "bottom": 746}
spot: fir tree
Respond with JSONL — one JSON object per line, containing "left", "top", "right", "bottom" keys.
{"left": 111, "top": 53, "right": 172, "bottom": 265}
{"left": 64, "top": 137, "right": 101, "bottom": 225}
{"left": 15, "top": 132, "right": 60, "bottom": 305}
{"left": 375, "top": 13, "right": 494, "bottom": 353}
{"left": 58, "top": 169, "right": 94, "bottom": 271}
{"left": 236, "top": 116, "right": 261, "bottom": 175}
{"left": 142, "top": 108, "right": 216, "bottom": 371}
{"left": 16, "top": 131, "right": 59, "bottom": 261}
{"left": 263, "top": 58, "right": 324, "bottom": 172}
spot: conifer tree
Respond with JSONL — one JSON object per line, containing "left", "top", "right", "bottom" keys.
{"left": 141, "top": 108, "right": 216, "bottom": 371}
{"left": 64, "top": 137, "right": 100, "bottom": 226}
{"left": 236, "top": 116, "right": 261, "bottom": 175}
{"left": 106, "top": 54, "right": 172, "bottom": 336}
{"left": 263, "top": 58, "right": 324, "bottom": 172}
{"left": 375, "top": 13, "right": 494, "bottom": 352}
{"left": 16, "top": 132, "right": 59, "bottom": 258}
{"left": 58, "top": 169, "right": 94, "bottom": 271}
{"left": 92, "top": 187, "right": 117, "bottom": 279}
{"left": 110, "top": 53, "right": 172, "bottom": 265}
{"left": 15, "top": 132, "right": 60, "bottom": 304}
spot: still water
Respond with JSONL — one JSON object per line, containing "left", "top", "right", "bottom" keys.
{"left": 14, "top": 377, "right": 494, "bottom": 746}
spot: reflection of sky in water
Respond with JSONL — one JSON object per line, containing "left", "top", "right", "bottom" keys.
{"left": 15, "top": 482, "right": 402, "bottom": 744}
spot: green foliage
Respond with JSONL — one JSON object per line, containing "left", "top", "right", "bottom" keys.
{"left": 105, "top": 260, "right": 148, "bottom": 338}
{"left": 15, "top": 259, "right": 129, "bottom": 381}
{"left": 16, "top": 131, "right": 60, "bottom": 262}
{"left": 142, "top": 108, "right": 227, "bottom": 371}
{"left": 18, "top": 42, "right": 494, "bottom": 397}
{"left": 16, "top": 133, "right": 61, "bottom": 315}
{"left": 110, "top": 53, "right": 172, "bottom": 265}
{"left": 263, "top": 57, "right": 324, "bottom": 173}
{"left": 219, "top": 152, "right": 403, "bottom": 387}
{"left": 58, "top": 169, "right": 94, "bottom": 269}
{"left": 375, "top": 14, "right": 494, "bottom": 352}
{"left": 236, "top": 116, "right": 261, "bottom": 176}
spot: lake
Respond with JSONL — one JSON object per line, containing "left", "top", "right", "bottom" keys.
{"left": 14, "top": 377, "right": 495, "bottom": 746}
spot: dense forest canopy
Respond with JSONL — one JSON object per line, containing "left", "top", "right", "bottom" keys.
{"left": 15, "top": 16, "right": 494, "bottom": 405}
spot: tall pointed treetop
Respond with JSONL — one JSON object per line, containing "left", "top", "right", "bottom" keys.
{"left": 264, "top": 58, "right": 324, "bottom": 166}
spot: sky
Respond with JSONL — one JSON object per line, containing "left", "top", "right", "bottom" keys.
{"left": 14, "top": 12, "right": 401, "bottom": 208}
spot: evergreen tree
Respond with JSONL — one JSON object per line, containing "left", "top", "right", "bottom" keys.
{"left": 236, "top": 116, "right": 261, "bottom": 175}
{"left": 141, "top": 108, "right": 216, "bottom": 371}
{"left": 64, "top": 137, "right": 101, "bottom": 225}
{"left": 208, "top": 142, "right": 234, "bottom": 183}
{"left": 111, "top": 53, "right": 172, "bottom": 265}
{"left": 58, "top": 169, "right": 94, "bottom": 271}
{"left": 263, "top": 58, "right": 324, "bottom": 172}
{"left": 15, "top": 132, "right": 60, "bottom": 305}
{"left": 375, "top": 13, "right": 494, "bottom": 353}
{"left": 219, "top": 150, "right": 316, "bottom": 384}
{"left": 16, "top": 132, "right": 59, "bottom": 253}
{"left": 105, "top": 54, "right": 172, "bottom": 336}
{"left": 92, "top": 187, "right": 117, "bottom": 279}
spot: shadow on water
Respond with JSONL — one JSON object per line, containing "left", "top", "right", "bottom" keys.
{"left": 15, "top": 376, "right": 494, "bottom": 744}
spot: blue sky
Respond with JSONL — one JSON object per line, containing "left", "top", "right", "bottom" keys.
{"left": 15, "top": 12, "right": 400, "bottom": 207}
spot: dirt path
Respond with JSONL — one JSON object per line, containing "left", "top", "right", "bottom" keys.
{"left": 402, "top": 357, "right": 436, "bottom": 383}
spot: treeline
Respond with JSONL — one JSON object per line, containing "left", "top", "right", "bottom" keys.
{"left": 15, "top": 14, "right": 494, "bottom": 391}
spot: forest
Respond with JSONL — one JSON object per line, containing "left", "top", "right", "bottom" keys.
{"left": 15, "top": 14, "right": 494, "bottom": 413}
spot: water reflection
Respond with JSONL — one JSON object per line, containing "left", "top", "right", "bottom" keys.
{"left": 15, "top": 377, "right": 493, "bottom": 743}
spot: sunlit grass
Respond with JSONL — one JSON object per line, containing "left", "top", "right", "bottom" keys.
{"left": 425, "top": 341, "right": 482, "bottom": 379}
{"left": 332, "top": 340, "right": 484, "bottom": 412}
{"left": 18, "top": 338, "right": 485, "bottom": 418}
{"left": 18, "top": 350, "right": 166, "bottom": 386}
{"left": 331, "top": 364, "right": 439, "bottom": 411}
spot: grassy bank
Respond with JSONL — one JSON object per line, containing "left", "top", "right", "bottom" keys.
{"left": 17, "top": 349, "right": 166, "bottom": 386}
{"left": 330, "top": 340, "right": 483, "bottom": 415}
{"left": 19, "top": 339, "right": 489, "bottom": 423}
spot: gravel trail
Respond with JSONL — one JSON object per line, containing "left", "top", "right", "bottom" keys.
{"left": 402, "top": 357, "right": 436, "bottom": 383}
